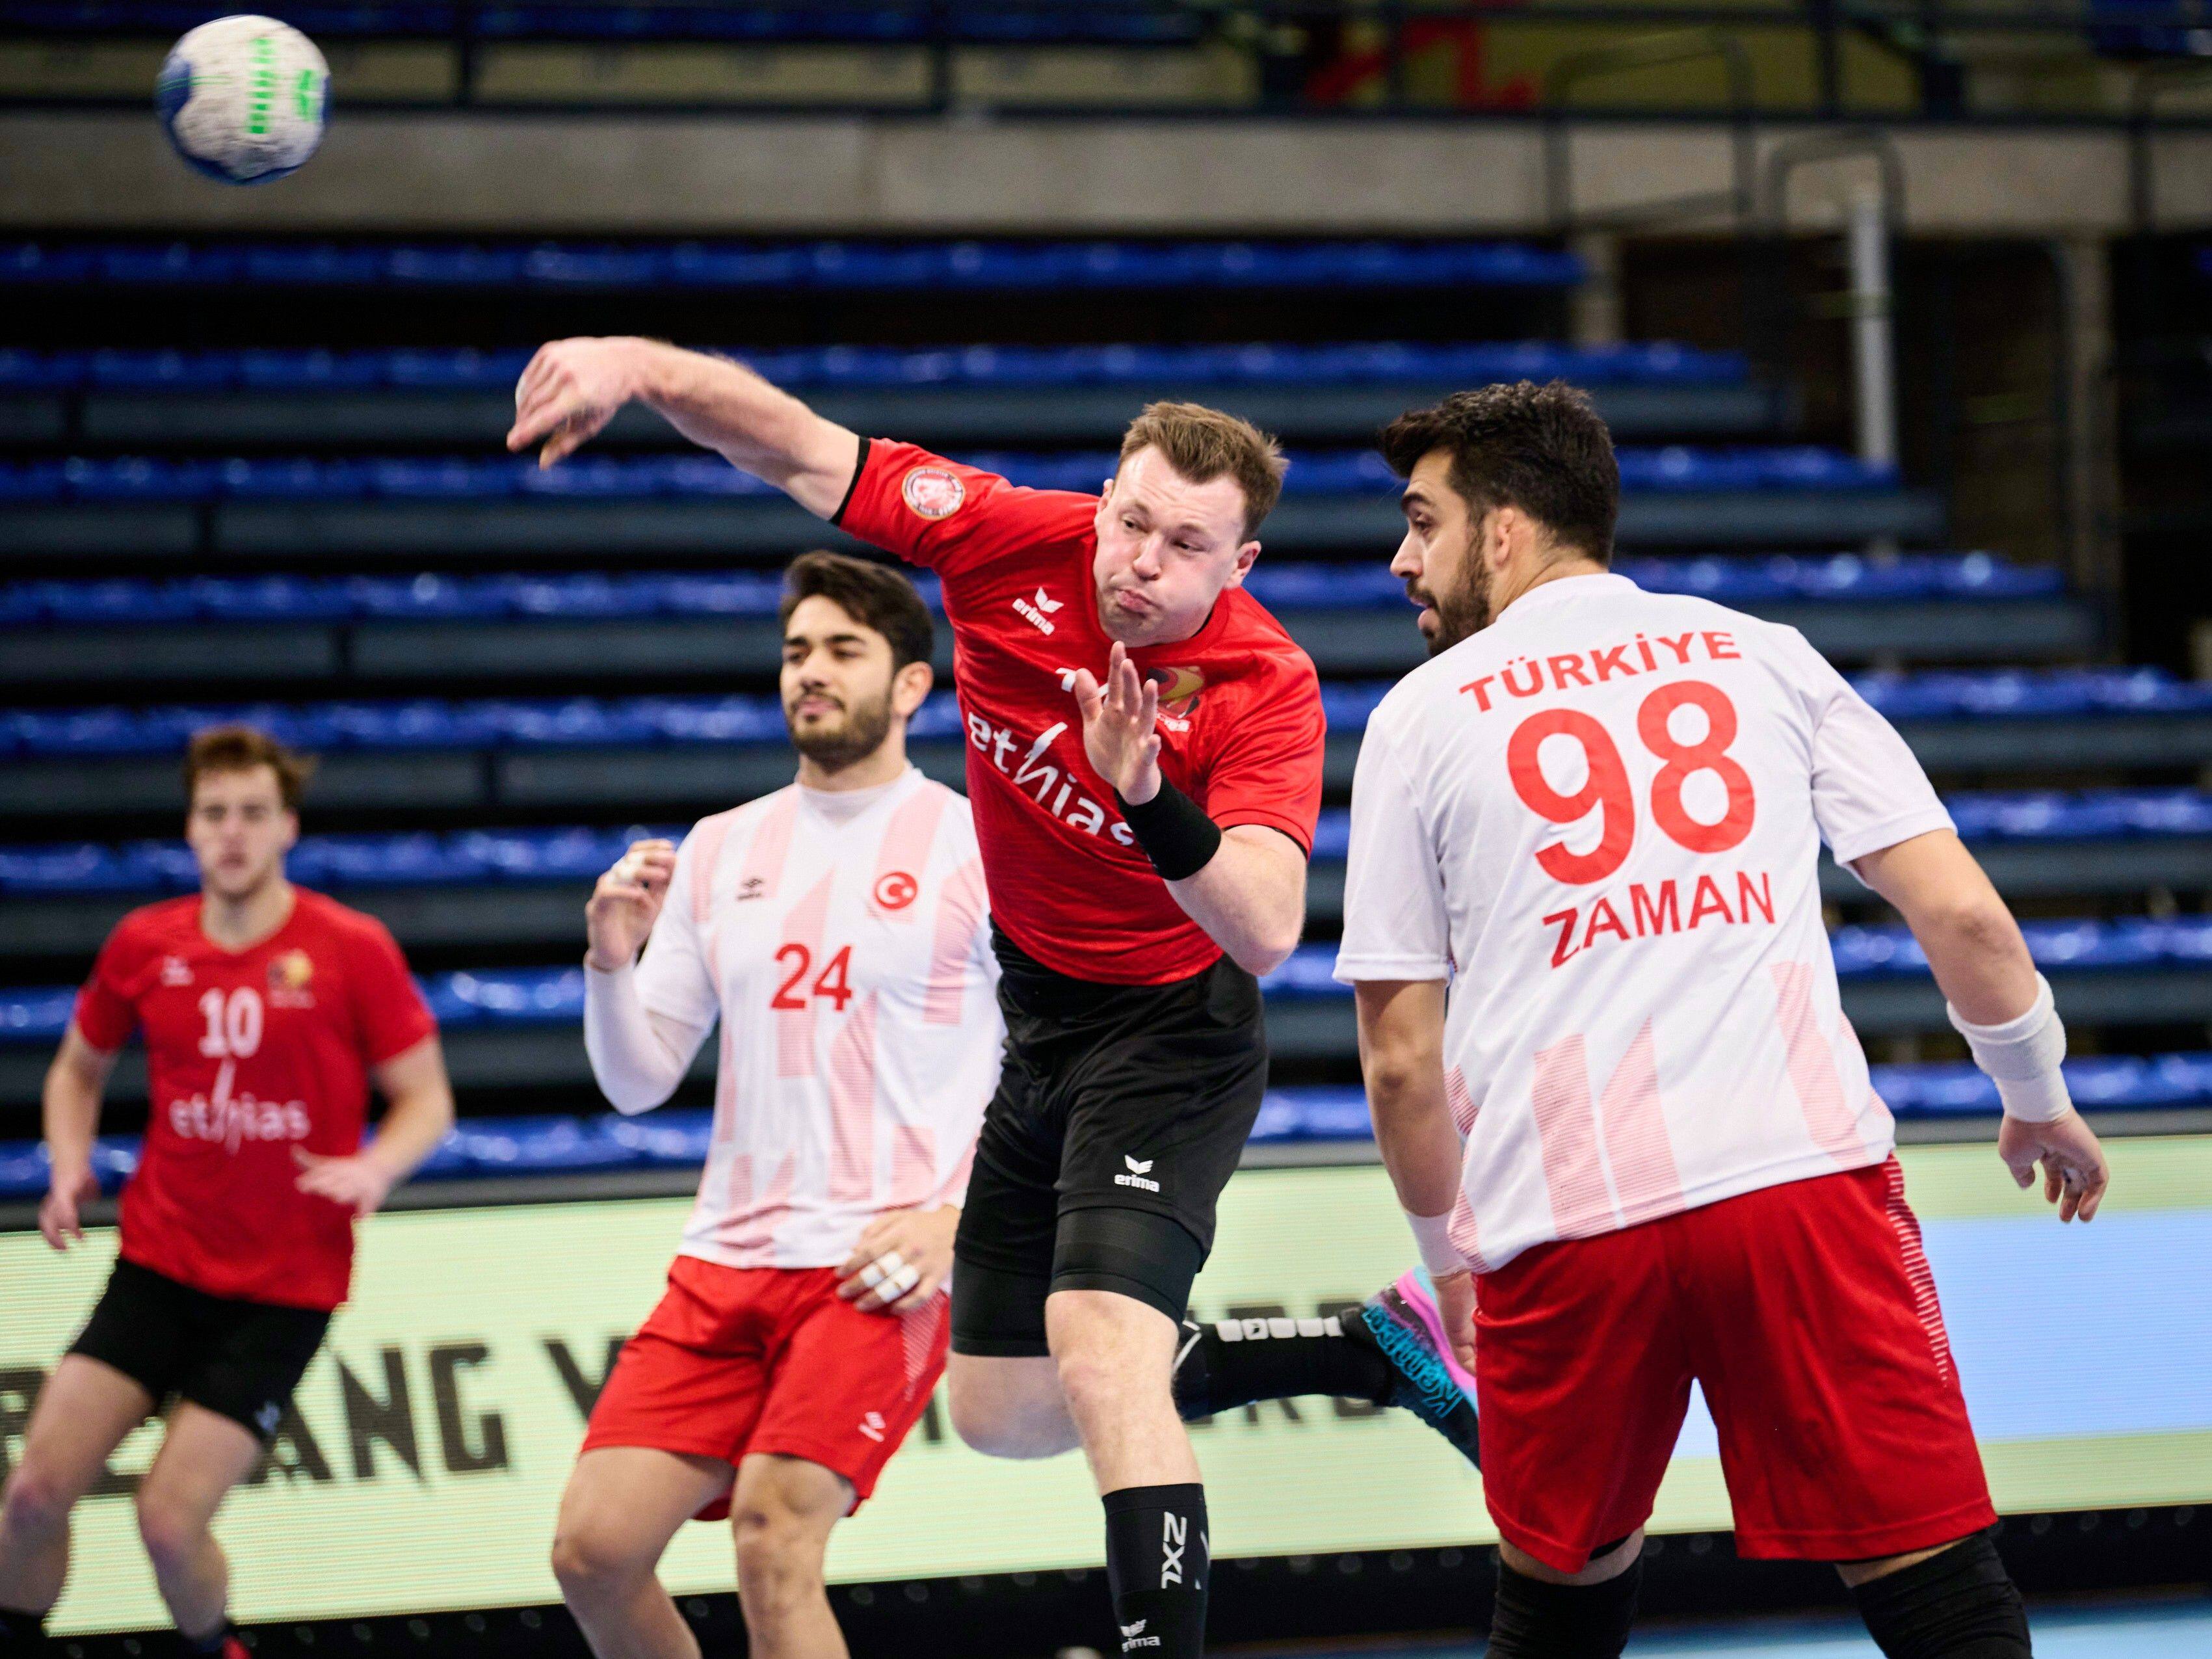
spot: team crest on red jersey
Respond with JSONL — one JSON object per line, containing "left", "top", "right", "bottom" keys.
{"left": 873, "top": 870, "right": 919, "bottom": 911}
{"left": 1145, "top": 665, "right": 1205, "bottom": 718}
{"left": 901, "top": 467, "right": 966, "bottom": 520}
{"left": 268, "top": 949, "right": 317, "bottom": 1006}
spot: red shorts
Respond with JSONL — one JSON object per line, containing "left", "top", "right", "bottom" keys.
{"left": 581, "top": 1254, "right": 949, "bottom": 1520}
{"left": 1475, "top": 1158, "right": 1996, "bottom": 1573}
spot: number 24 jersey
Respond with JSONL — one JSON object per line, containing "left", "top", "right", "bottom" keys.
{"left": 1334, "top": 574, "right": 1955, "bottom": 1273}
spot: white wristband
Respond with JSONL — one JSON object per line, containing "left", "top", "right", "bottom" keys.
{"left": 1406, "top": 1210, "right": 1473, "bottom": 1278}
{"left": 1947, "top": 974, "right": 2073, "bottom": 1124}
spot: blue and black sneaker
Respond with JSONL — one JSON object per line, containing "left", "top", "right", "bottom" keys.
{"left": 1348, "top": 1267, "right": 1481, "bottom": 1467}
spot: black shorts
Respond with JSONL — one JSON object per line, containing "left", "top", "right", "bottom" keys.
{"left": 70, "top": 1258, "right": 330, "bottom": 1442}
{"left": 951, "top": 926, "right": 1268, "bottom": 1357}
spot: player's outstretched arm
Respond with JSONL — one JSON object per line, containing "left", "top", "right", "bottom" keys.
{"left": 1854, "top": 829, "right": 2109, "bottom": 1222}
{"left": 1353, "top": 979, "right": 1476, "bottom": 1370}
{"left": 38, "top": 1024, "right": 116, "bottom": 1251}
{"left": 506, "top": 338, "right": 862, "bottom": 519}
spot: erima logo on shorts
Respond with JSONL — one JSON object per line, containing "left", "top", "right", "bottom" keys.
{"left": 1121, "top": 1618, "right": 1161, "bottom": 1651}
{"left": 1012, "top": 586, "right": 1062, "bottom": 635}
{"left": 1115, "top": 1154, "right": 1160, "bottom": 1194}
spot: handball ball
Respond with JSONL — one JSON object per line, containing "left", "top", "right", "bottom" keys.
{"left": 156, "top": 15, "right": 328, "bottom": 185}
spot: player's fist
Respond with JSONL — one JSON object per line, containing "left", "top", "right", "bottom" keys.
{"left": 1997, "top": 1109, "right": 2109, "bottom": 1223}
{"left": 294, "top": 1148, "right": 397, "bottom": 1217}
{"left": 1072, "top": 641, "right": 1164, "bottom": 804}
{"left": 507, "top": 337, "right": 644, "bottom": 468}
{"left": 38, "top": 1161, "right": 99, "bottom": 1252}
{"left": 836, "top": 1205, "right": 958, "bottom": 1314}
{"left": 585, "top": 838, "right": 678, "bottom": 972}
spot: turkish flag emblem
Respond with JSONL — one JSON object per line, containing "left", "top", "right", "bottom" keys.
{"left": 874, "top": 870, "right": 919, "bottom": 911}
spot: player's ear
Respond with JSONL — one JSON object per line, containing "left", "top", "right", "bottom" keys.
{"left": 1226, "top": 540, "right": 1261, "bottom": 587}
{"left": 892, "top": 658, "right": 934, "bottom": 718}
{"left": 279, "top": 810, "right": 300, "bottom": 853}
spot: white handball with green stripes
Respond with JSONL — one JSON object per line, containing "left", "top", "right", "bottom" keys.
{"left": 156, "top": 16, "right": 328, "bottom": 185}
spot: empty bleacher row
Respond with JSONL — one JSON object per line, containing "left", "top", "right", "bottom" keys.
{"left": 1, "top": 232, "right": 2203, "bottom": 1155}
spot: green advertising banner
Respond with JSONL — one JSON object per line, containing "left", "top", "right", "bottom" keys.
{"left": 7, "top": 1139, "right": 2209, "bottom": 1635}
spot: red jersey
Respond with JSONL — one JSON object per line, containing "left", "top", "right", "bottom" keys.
{"left": 72, "top": 887, "right": 437, "bottom": 1310}
{"left": 835, "top": 438, "right": 1326, "bottom": 985}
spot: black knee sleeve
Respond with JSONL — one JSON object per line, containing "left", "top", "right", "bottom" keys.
{"left": 1051, "top": 1206, "right": 1206, "bottom": 1327}
{"left": 1851, "top": 1530, "right": 2030, "bottom": 1659}
{"left": 1483, "top": 1555, "right": 1640, "bottom": 1659}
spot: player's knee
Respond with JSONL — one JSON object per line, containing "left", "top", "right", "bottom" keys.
{"left": 946, "top": 1358, "right": 1066, "bottom": 1459}
{"left": 1849, "top": 1530, "right": 2029, "bottom": 1659}
{"left": 730, "top": 1502, "right": 823, "bottom": 1614}
{"left": 0, "top": 1464, "right": 75, "bottom": 1538}
{"left": 132, "top": 1489, "right": 207, "bottom": 1578}
{"left": 549, "top": 1515, "right": 651, "bottom": 1600}
{"left": 1484, "top": 1546, "right": 1641, "bottom": 1659}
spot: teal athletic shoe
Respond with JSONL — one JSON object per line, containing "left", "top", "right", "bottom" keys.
{"left": 1351, "top": 1267, "right": 1481, "bottom": 1467}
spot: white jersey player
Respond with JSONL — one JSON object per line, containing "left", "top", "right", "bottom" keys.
{"left": 1337, "top": 384, "right": 2107, "bottom": 1659}
{"left": 551, "top": 552, "right": 1001, "bottom": 1659}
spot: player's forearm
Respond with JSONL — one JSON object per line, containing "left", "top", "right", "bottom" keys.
{"left": 583, "top": 961, "right": 702, "bottom": 1113}
{"left": 42, "top": 1031, "right": 111, "bottom": 1175}
{"left": 363, "top": 1081, "right": 455, "bottom": 1185}
{"left": 1854, "top": 832, "right": 2038, "bottom": 1023}
{"left": 1165, "top": 827, "right": 1306, "bottom": 977}
{"left": 628, "top": 341, "right": 860, "bottom": 518}
{"left": 1354, "top": 982, "right": 1464, "bottom": 1219}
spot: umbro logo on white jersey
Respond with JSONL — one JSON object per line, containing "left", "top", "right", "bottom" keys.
{"left": 1013, "top": 587, "right": 1061, "bottom": 635}
{"left": 1121, "top": 1618, "right": 1161, "bottom": 1651}
{"left": 1115, "top": 1154, "right": 1160, "bottom": 1193}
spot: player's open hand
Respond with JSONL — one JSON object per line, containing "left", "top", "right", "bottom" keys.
{"left": 1071, "top": 641, "right": 1163, "bottom": 804}
{"left": 837, "top": 1205, "right": 958, "bottom": 1315}
{"left": 38, "top": 1161, "right": 99, "bottom": 1251}
{"left": 1434, "top": 1267, "right": 1478, "bottom": 1376}
{"left": 507, "top": 337, "right": 641, "bottom": 468}
{"left": 293, "top": 1148, "right": 397, "bottom": 1217}
{"left": 586, "top": 839, "right": 678, "bottom": 972}
{"left": 1997, "top": 1109, "right": 2109, "bottom": 1223}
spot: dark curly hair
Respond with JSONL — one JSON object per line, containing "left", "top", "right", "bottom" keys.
{"left": 780, "top": 550, "right": 934, "bottom": 670}
{"left": 1378, "top": 380, "right": 1619, "bottom": 565}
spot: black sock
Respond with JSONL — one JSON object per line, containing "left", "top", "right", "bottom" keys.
{"left": 180, "top": 1617, "right": 237, "bottom": 1656}
{"left": 1483, "top": 1555, "right": 1640, "bottom": 1659}
{"left": 1851, "top": 1530, "right": 2030, "bottom": 1659}
{"left": 0, "top": 1604, "right": 47, "bottom": 1654}
{"left": 1171, "top": 1315, "right": 1395, "bottom": 1420}
{"left": 1103, "top": 1483, "right": 1207, "bottom": 1657}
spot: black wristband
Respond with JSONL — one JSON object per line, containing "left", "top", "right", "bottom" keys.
{"left": 1117, "top": 779, "right": 1223, "bottom": 881}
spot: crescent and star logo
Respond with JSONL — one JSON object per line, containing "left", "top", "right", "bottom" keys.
{"left": 873, "top": 871, "right": 919, "bottom": 911}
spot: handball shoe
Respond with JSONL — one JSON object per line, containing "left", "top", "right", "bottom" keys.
{"left": 1352, "top": 1268, "right": 1481, "bottom": 1467}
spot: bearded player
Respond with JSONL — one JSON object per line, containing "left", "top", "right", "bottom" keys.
{"left": 512, "top": 343, "right": 1477, "bottom": 1658}
{"left": 550, "top": 553, "right": 1003, "bottom": 1659}
{"left": 0, "top": 726, "right": 453, "bottom": 1658}
{"left": 1339, "top": 382, "right": 2110, "bottom": 1659}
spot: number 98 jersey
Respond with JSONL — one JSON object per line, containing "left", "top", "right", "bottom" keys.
{"left": 1333, "top": 574, "right": 1954, "bottom": 1273}
{"left": 636, "top": 769, "right": 1004, "bottom": 1271}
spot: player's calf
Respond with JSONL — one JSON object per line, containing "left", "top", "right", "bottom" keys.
{"left": 1847, "top": 1529, "right": 2031, "bottom": 1659}
{"left": 727, "top": 1457, "right": 849, "bottom": 1658}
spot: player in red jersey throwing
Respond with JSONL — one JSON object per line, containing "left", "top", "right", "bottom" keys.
{"left": 0, "top": 726, "right": 453, "bottom": 1658}
{"left": 511, "top": 345, "right": 1478, "bottom": 1658}
{"left": 1337, "top": 383, "right": 2110, "bottom": 1659}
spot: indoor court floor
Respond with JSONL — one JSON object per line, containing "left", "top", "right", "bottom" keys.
{"left": 1243, "top": 1598, "right": 2212, "bottom": 1657}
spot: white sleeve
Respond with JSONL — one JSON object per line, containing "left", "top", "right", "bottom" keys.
{"left": 585, "top": 832, "right": 718, "bottom": 1113}
{"left": 1333, "top": 708, "right": 1453, "bottom": 983}
{"left": 1774, "top": 627, "right": 1955, "bottom": 872}
{"left": 583, "top": 962, "right": 711, "bottom": 1115}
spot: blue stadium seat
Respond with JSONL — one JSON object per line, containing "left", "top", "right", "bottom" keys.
{"left": 0, "top": 238, "right": 1587, "bottom": 292}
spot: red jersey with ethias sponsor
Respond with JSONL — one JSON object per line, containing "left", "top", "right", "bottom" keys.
{"left": 72, "top": 888, "right": 437, "bottom": 1310}
{"left": 1334, "top": 574, "right": 1954, "bottom": 1272}
{"left": 834, "top": 438, "right": 1326, "bottom": 985}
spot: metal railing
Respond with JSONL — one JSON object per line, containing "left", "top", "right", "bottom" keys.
{"left": 6, "top": 0, "right": 2212, "bottom": 126}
